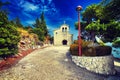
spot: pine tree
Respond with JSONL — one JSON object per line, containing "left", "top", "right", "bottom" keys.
{"left": 0, "top": 1, "right": 20, "bottom": 58}
{"left": 14, "top": 17, "right": 23, "bottom": 28}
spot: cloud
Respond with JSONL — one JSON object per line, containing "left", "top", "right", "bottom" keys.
{"left": 23, "top": 20, "right": 35, "bottom": 26}
{"left": 21, "top": 11, "right": 33, "bottom": 18}
{"left": 21, "top": 1, "right": 39, "bottom": 11}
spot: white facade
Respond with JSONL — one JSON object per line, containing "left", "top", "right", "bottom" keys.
{"left": 54, "top": 24, "right": 73, "bottom": 46}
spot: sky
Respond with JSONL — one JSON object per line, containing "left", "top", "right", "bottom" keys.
{"left": 2, "top": 0, "right": 101, "bottom": 40}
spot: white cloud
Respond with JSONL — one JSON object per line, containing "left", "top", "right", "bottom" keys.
{"left": 25, "top": 20, "right": 35, "bottom": 25}
{"left": 21, "top": 1, "right": 39, "bottom": 11}
{"left": 21, "top": 11, "right": 32, "bottom": 18}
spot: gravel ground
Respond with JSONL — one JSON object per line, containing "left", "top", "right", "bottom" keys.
{"left": 0, "top": 46, "right": 120, "bottom": 80}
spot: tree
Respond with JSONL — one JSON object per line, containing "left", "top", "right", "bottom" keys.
{"left": 0, "top": 11, "right": 8, "bottom": 25}
{"left": 24, "top": 26, "right": 33, "bottom": 33}
{"left": 14, "top": 17, "right": 23, "bottom": 28}
{"left": 82, "top": 4, "right": 105, "bottom": 23}
{"left": 33, "top": 27, "right": 45, "bottom": 41}
{"left": 40, "top": 12, "right": 48, "bottom": 36}
{"left": 85, "top": 20, "right": 107, "bottom": 41}
{"left": 75, "top": 21, "right": 87, "bottom": 30}
{"left": 80, "top": 1, "right": 120, "bottom": 42}
{"left": 104, "top": 20, "right": 120, "bottom": 41}
{"left": 0, "top": 11, "right": 20, "bottom": 58}
{"left": 33, "top": 12, "right": 48, "bottom": 41}
{"left": 0, "top": 1, "right": 20, "bottom": 58}
{"left": 101, "top": 0, "right": 120, "bottom": 20}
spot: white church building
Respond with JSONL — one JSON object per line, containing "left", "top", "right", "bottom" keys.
{"left": 53, "top": 23, "right": 73, "bottom": 46}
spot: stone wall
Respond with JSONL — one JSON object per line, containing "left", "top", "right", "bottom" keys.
{"left": 72, "top": 55, "right": 116, "bottom": 75}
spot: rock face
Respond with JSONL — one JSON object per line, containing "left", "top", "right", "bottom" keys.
{"left": 72, "top": 55, "right": 116, "bottom": 75}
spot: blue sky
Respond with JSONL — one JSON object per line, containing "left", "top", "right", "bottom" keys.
{"left": 2, "top": 0, "right": 101, "bottom": 40}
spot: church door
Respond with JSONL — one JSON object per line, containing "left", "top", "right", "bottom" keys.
{"left": 62, "top": 40, "right": 67, "bottom": 45}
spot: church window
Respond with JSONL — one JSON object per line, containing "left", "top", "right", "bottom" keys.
{"left": 62, "top": 27, "right": 64, "bottom": 32}
{"left": 56, "top": 32, "right": 58, "bottom": 34}
{"left": 65, "top": 27, "right": 67, "bottom": 31}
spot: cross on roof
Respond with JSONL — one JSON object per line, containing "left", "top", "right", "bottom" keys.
{"left": 64, "top": 21, "right": 66, "bottom": 24}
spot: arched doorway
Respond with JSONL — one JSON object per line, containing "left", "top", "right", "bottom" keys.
{"left": 62, "top": 40, "right": 67, "bottom": 45}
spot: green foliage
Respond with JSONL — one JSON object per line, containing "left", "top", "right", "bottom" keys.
{"left": 85, "top": 20, "right": 107, "bottom": 34}
{"left": 74, "top": 21, "right": 87, "bottom": 30}
{"left": 85, "top": 20, "right": 100, "bottom": 31}
{"left": 33, "top": 12, "right": 48, "bottom": 41}
{"left": 112, "top": 37, "right": 120, "bottom": 47}
{"left": 74, "top": 0, "right": 120, "bottom": 54}
{"left": 80, "top": 0, "right": 120, "bottom": 41}
{"left": 84, "top": 19, "right": 120, "bottom": 41}
{"left": 0, "top": 10, "right": 20, "bottom": 58}
{"left": 101, "top": 0, "right": 120, "bottom": 20}
{"left": 33, "top": 28, "right": 45, "bottom": 41}
{"left": 0, "top": 11, "right": 8, "bottom": 25}
{"left": 82, "top": 4, "right": 104, "bottom": 23}
{"left": 104, "top": 20, "right": 120, "bottom": 41}
{"left": 14, "top": 17, "right": 23, "bottom": 28}
{"left": 24, "top": 26, "right": 33, "bottom": 33}
{"left": 33, "top": 18, "right": 41, "bottom": 28}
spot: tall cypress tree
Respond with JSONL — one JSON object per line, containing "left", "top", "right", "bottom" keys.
{"left": 40, "top": 12, "right": 48, "bottom": 36}
{"left": 14, "top": 17, "right": 23, "bottom": 28}
{"left": 33, "top": 12, "right": 48, "bottom": 41}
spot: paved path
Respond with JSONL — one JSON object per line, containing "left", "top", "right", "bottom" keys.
{"left": 0, "top": 46, "right": 120, "bottom": 80}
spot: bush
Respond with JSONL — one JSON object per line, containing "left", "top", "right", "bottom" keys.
{"left": 0, "top": 11, "right": 20, "bottom": 58}
{"left": 112, "top": 37, "right": 120, "bottom": 47}
{"left": 0, "top": 24, "right": 20, "bottom": 58}
{"left": 70, "top": 40, "right": 95, "bottom": 56}
{"left": 70, "top": 44, "right": 79, "bottom": 56}
{"left": 95, "top": 46, "right": 112, "bottom": 56}
{"left": 82, "top": 47, "right": 96, "bottom": 56}
{"left": 70, "top": 40, "right": 112, "bottom": 56}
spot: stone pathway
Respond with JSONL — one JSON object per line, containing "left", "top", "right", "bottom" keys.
{"left": 0, "top": 46, "right": 120, "bottom": 80}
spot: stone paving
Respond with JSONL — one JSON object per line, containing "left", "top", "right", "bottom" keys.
{"left": 0, "top": 46, "right": 120, "bottom": 80}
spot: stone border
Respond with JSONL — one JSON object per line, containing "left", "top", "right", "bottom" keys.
{"left": 71, "top": 55, "right": 116, "bottom": 75}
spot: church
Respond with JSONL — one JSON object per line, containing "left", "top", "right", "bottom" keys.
{"left": 53, "top": 23, "right": 73, "bottom": 46}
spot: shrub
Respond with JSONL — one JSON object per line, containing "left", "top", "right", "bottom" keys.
{"left": 112, "top": 37, "right": 120, "bottom": 47}
{"left": 70, "top": 40, "right": 95, "bottom": 56}
{"left": 95, "top": 46, "right": 112, "bottom": 56}
{"left": 0, "top": 24, "right": 20, "bottom": 58}
{"left": 70, "top": 40, "right": 112, "bottom": 56}
{"left": 82, "top": 47, "right": 96, "bottom": 56}
{"left": 0, "top": 11, "right": 20, "bottom": 58}
{"left": 70, "top": 44, "right": 78, "bottom": 56}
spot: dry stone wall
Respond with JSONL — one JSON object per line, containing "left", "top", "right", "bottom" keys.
{"left": 72, "top": 55, "right": 116, "bottom": 75}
